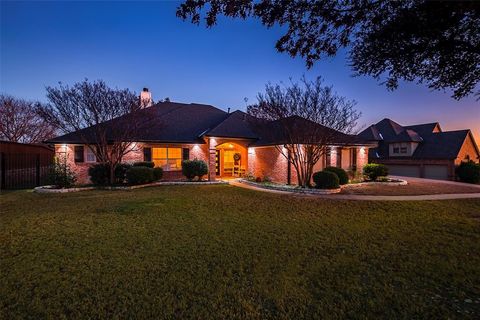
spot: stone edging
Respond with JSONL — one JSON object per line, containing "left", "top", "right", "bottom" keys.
{"left": 33, "top": 186, "right": 97, "bottom": 193}
{"left": 34, "top": 180, "right": 228, "bottom": 193}
{"left": 239, "top": 179, "right": 341, "bottom": 194}
{"left": 343, "top": 179, "right": 408, "bottom": 188}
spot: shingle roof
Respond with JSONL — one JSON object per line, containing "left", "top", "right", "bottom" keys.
{"left": 411, "top": 130, "right": 469, "bottom": 159}
{"left": 359, "top": 118, "right": 422, "bottom": 142}
{"left": 249, "top": 115, "right": 369, "bottom": 146}
{"left": 358, "top": 125, "right": 383, "bottom": 141}
{"left": 47, "top": 101, "right": 371, "bottom": 147}
{"left": 205, "top": 110, "right": 258, "bottom": 139}
{"left": 47, "top": 101, "right": 228, "bottom": 144}
{"left": 362, "top": 118, "right": 476, "bottom": 160}
{"left": 404, "top": 122, "right": 440, "bottom": 136}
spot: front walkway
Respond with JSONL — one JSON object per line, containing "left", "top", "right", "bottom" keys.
{"left": 228, "top": 179, "right": 480, "bottom": 201}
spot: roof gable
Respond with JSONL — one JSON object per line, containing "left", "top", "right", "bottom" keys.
{"left": 205, "top": 110, "right": 258, "bottom": 139}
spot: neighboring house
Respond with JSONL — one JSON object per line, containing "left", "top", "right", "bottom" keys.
{"left": 46, "top": 101, "right": 373, "bottom": 185}
{"left": 359, "top": 118, "right": 480, "bottom": 180}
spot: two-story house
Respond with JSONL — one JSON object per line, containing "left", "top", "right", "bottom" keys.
{"left": 359, "top": 118, "right": 480, "bottom": 180}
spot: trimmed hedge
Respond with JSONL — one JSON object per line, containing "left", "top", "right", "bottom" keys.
{"left": 363, "top": 163, "right": 389, "bottom": 181}
{"left": 456, "top": 161, "right": 480, "bottom": 184}
{"left": 132, "top": 161, "right": 155, "bottom": 168}
{"left": 126, "top": 166, "right": 154, "bottom": 185}
{"left": 323, "top": 166, "right": 349, "bottom": 185}
{"left": 313, "top": 171, "right": 340, "bottom": 189}
{"left": 182, "top": 160, "right": 208, "bottom": 181}
{"left": 153, "top": 167, "right": 164, "bottom": 181}
{"left": 88, "top": 163, "right": 131, "bottom": 185}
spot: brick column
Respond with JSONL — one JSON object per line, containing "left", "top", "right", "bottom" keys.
{"left": 208, "top": 137, "right": 217, "bottom": 181}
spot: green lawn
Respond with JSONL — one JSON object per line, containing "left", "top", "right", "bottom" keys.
{"left": 1, "top": 185, "right": 480, "bottom": 319}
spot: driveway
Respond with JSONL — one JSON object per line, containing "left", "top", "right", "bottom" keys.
{"left": 340, "top": 175, "right": 480, "bottom": 196}
{"left": 229, "top": 177, "right": 480, "bottom": 201}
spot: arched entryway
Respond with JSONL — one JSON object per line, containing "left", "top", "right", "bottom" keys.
{"left": 215, "top": 142, "right": 247, "bottom": 178}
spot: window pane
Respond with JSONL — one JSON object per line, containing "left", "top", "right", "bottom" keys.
{"left": 153, "top": 148, "right": 167, "bottom": 159}
{"left": 74, "top": 146, "right": 84, "bottom": 163}
{"left": 86, "top": 152, "right": 96, "bottom": 162}
{"left": 168, "top": 148, "right": 182, "bottom": 159}
{"left": 168, "top": 159, "right": 182, "bottom": 171}
{"left": 153, "top": 159, "right": 168, "bottom": 169}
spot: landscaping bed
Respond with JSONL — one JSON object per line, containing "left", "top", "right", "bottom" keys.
{"left": 34, "top": 180, "right": 227, "bottom": 193}
{"left": 1, "top": 186, "right": 480, "bottom": 318}
{"left": 239, "top": 179, "right": 341, "bottom": 194}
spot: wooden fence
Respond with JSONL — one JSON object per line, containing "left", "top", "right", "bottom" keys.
{"left": 0, "top": 142, "right": 54, "bottom": 190}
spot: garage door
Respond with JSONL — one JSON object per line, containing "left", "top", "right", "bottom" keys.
{"left": 387, "top": 165, "right": 420, "bottom": 177}
{"left": 424, "top": 165, "right": 449, "bottom": 180}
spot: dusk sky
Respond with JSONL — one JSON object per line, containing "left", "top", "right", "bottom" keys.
{"left": 1, "top": 1, "right": 479, "bottom": 139}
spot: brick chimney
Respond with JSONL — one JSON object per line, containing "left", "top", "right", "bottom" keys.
{"left": 140, "top": 87, "right": 153, "bottom": 108}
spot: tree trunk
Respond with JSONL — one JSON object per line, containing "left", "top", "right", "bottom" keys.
{"left": 109, "top": 163, "right": 116, "bottom": 186}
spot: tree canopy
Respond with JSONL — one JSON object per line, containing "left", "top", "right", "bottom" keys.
{"left": 177, "top": 0, "right": 480, "bottom": 100}
{"left": 38, "top": 79, "right": 150, "bottom": 185}
{"left": 0, "top": 95, "right": 55, "bottom": 143}
{"left": 247, "top": 77, "right": 360, "bottom": 187}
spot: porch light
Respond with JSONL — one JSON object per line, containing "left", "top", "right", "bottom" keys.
{"left": 248, "top": 147, "right": 255, "bottom": 155}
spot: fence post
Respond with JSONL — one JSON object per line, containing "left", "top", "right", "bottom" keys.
{"left": 0, "top": 152, "right": 5, "bottom": 190}
{"left": 35, "top": 154, "right": 40, "bottom": 186}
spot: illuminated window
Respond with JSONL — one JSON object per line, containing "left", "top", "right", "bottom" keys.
{"left": 86, "top": 147, "right": 96, "bottom": 162}
{"left": 152, "top": 147, "right": 182, "bottom": 171}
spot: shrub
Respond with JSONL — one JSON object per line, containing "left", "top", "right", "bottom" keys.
{"left": 126, "top": 166, "right": 154, "bottom": 185}
{"left": 152, "top": 167, "right": 164, "bottom": 181}
{"left": 132, "top": 161, "right": 155, "bottom": 168}
{"left": 363, "top": 163, "right": 389, "bottom": 181}
{"left": 88, "top": 163, "right": 131, "bottom": 185}
{"left": 182, "top": 160, "right": 208, "bottom": 181}
{"left": 255, "top": 177, "right": 262, "bottom": 183}
{"left": 115, "top": 163, "right": 132, "bottom": 184}
{"left": 88, "top": 164, "right": 110, "bottom": 185}
{"left": 456, "top": 161, "right": 480, "bottom": 184}
{"left": 313, "top": 171, "right": 340, "bottom": 189}
{"left": 49, "top": 159, "right": 77, "bottom": 188}
{"left": 323, "top": 166, "right": 349, "bottom": 185}
{"left": 244, "top": 171, "right": 255, "bottom": 181}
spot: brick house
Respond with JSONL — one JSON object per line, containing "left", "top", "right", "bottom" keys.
{"left": 359, "top": 118, "right": 480, "bottom": 180}
{"left": 47, "top": 101, "right": 373, "bottom": 185}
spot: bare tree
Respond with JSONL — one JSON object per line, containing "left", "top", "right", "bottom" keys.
{"left": 0, "top": 94, "right": 56, "bottom": 143}
{"left": 247, "top": 77, "right": 360, "bottom": 188}
{"left": 38, "top": 80, "right": 153, "bottom": 185}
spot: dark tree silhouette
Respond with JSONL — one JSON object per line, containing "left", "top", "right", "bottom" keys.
{"left": 38, "top": 80, "right": 152, "bottom": 185}
{"left": 177, "top": 0, "right": 480, "bottom": 100}
{"left": 0, "top": 94, "right": 56, "bottom": 143}
{"left": 247, "top": 77, "right": 360, "bottom": 187}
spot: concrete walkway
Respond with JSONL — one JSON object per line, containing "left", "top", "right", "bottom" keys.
{"left": 228, "top": 179, "right": 480, "bottom": 201}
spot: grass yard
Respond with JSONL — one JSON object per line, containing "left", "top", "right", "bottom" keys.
{"left": 1, "top": 185, "right": 480, "bottom": 319}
